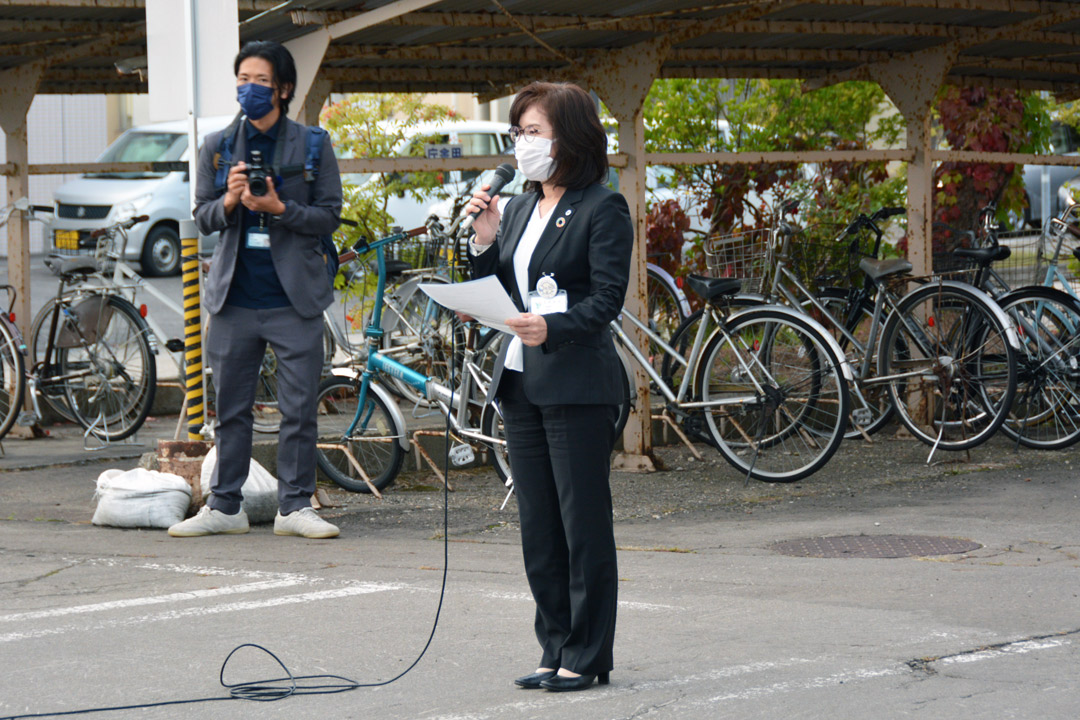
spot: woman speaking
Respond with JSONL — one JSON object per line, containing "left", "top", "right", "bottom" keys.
{"left": 465, "top": 81, "right": 634, "bottom": 692}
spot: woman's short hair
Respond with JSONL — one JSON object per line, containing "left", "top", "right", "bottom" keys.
{"left": 234, "top": 41, "right": 297, "bottom": 117}
{"left": 510, "top": 82, "right": 608, "bottom": 191}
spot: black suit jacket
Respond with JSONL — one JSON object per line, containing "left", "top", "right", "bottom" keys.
{"left": 470, "top": 183, "right": 634, "bottom": 406}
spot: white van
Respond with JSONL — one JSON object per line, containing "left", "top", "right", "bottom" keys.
{"left": 51, "top": 115, "right": 235, "bottom": 276}
{"left": 338, "top": 120, "right": 513, "bottom": 230}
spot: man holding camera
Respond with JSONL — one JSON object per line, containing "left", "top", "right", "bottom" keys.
{"left": 169, "top": 40, "right": 342, "bottom": 539}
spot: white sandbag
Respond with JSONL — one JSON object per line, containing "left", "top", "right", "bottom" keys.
{"left": 199, "top": 446, "right": 279, "bottom": 524}
{"left": 92, "top": 468, "right": 193, "bottom": 529}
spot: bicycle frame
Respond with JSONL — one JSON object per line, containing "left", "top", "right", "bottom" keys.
{"left": 341, "top": 230, "right": 504, "bottom": 456}
{"left": 612, "top": 301, "right": 854, "bottom": 411}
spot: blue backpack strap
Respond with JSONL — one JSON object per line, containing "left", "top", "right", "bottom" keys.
{"left": 304, "top": 126, "right": 327, "bottom": 182}
{"left": 302, "top": 126, "right": 339, "bottom": 280}
{"left": 212, "top": 112, "right": 245, "bottom": 196}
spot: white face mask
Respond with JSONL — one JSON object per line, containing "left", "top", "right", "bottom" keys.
{"left": 515, "top": 136, "right": 556, "bottom": 182}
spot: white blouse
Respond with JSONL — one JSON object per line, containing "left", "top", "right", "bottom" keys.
{"left": 503, "top": 200, "right": 553, "bottom": 371}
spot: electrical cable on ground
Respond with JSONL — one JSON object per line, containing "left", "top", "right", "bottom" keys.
{"left": 1, "top": 283, "right": 458, "bottom": 720}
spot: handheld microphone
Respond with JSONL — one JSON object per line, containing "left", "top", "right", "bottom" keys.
{"left": 459, "top": 163, "right": 516, "bottom": 233}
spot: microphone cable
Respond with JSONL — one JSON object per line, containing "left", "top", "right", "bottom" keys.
{"left": 1, "top": 274, "right": 460, "bottom": 720}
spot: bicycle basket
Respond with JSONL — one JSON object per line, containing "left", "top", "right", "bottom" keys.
{"left": 990, "top": 231, "right": 1047, "bottom": 288}
{"left": 785, "top": 223, "right": 863, "bottom": 292}
{"left": 704, "top": 229, "right": 770, "bottom": 293}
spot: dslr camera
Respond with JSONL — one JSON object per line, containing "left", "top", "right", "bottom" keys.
{"left": 246, "top": 149, "right": 271, "bottom": 196}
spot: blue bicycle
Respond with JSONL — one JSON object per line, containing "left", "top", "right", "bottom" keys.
{"left": 313, "top": 226, "right": 509, "bottom": 495}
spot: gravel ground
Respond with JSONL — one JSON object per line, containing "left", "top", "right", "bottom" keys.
{"left": 317, "top": 429, "right": 1072, "bottom": 541}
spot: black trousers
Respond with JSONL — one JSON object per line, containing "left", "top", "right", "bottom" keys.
{"left": 498, "top": 369, "right": 620, "bottom": 675}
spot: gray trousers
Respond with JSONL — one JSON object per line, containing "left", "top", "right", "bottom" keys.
{"left": 205, "top": 304, "right": 324, "bottom": 516}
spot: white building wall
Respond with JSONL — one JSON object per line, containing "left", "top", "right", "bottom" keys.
{"left": 1, "top": 95, "right": 110, "bottom": 257}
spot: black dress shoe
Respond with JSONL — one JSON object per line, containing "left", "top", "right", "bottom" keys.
{"left": 514, "top": 670, "right": 557, "bottom": 689}
{"left": 540, "top": 672, "right": 610, "bottom": 692}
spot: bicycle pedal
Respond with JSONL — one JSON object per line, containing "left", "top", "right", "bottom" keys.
{"left": 165, "top": 338, "right": 185, "bottom": 353}
{"left": 449, "top": 443, "right": 475, "bottom": 466}
{"left": 16, "top": 411, "right": 40, "bottom": 427}
{"left": 852, "top": 407, "right": 873, "bottom": 426}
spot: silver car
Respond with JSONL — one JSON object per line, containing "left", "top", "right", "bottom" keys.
{"left": 51, "top": 116, "right": 233, "bottom": 276}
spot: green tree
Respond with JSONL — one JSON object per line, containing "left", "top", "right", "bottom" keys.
{"left": 319, "top": 93, "right": 458, "bottom": 317}
{"left": 931, "top": 86, "right": 1052, "bottom": 256}
{"left": 642, "top": 79, "right": 906, "bottom": 277}
{"left": 321, "top": 93, "right": 459, "bottom": 254}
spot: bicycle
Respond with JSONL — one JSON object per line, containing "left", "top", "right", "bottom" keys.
{"left": 0, "top": 253, "right": 156, "bottom": 444}
{"left": 313, "top": 226, "right": 515, "bottom": 499}
{"left": 611, "top": 272, "right": 852, "bottom": 482}
{"left": 27, "top": 214, "right": 285, "bottom": 436}
{"left": 665, "top": 205, "right": 1022, "bottom": 459}
{"left": 940, "top": 203, "right": 1080, "bottom": 449}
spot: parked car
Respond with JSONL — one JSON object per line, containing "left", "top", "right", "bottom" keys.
{"left": 51, "top": 115, "right": 235, "bottom": 276}
{"left": 1021, "top": 120, "right": 1080, "bottom": 229}
{"left": 338, "top": 120, "right": 513, "bottom": 231}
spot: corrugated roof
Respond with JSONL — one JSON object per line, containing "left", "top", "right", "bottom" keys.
{"left": 2, "top": 1, "right": 1080, "bottom": 97}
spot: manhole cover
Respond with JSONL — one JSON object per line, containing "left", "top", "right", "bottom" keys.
{"left": 770, "top": 534, "right": 980, "bottom": 559}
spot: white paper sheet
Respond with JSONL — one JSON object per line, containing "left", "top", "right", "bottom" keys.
{"left": 418, "top": 276, "right": 520, "bottom": 335}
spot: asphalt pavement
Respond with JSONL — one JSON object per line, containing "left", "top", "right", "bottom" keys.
{"left": 1, "top": 415, "right": 1078, "bottom": 719}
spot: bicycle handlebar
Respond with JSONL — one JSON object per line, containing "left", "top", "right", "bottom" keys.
{"left": 89, "top": 215, "right": 149, "bottom": 239}
{"left": 345, "top": 225, "right": 429, "bottom": 259}
{"left": 873, "top": 206, "right": 906, "bottom": 220}
{"left": 1, "top": 284, "right": 15, "bottom": 315}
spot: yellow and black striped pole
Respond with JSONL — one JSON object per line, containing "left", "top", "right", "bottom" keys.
{"left": 179, "top": 219, "right": 205, "bottom": 440}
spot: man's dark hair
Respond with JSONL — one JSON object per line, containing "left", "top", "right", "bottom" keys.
{"left": 510, "top": 81, "right": 608, "bottom": 192}
{"left": 234, "top": 40, "right": 297, "bottom": 117}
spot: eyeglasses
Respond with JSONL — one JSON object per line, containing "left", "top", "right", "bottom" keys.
{"left": 509, "top": 125, "right": 548, "bottom": 143}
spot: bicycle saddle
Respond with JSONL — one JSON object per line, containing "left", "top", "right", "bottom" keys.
{"left": 684, "top": 274, "right": 742, "bottom": 302}
{"left": 385, "top": 259, "right": 412, "bottom": 277}
{"left": 44, "top": 255, "right": 100, "bottom": 279}
{"left": 858, "top": 257, "right": 912, "bottom": 281}
{"left": 953, "top": 245, "right": 1010, "bottom": 265}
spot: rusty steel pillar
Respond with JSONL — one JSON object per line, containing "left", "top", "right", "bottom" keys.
{"left": 297, "top": 75, "right": 332, "bottom": 127}
{"left": 582, "top": 37, "right": 669, "bottom": 471}
{"left": 0, "top": 61, "right": 46, "bottom": 344}
{"left": 869, "top": 47, "right": 956, "bottom": 277}
{"left": 286, "top": 29, "right": 332, "bottom": 125}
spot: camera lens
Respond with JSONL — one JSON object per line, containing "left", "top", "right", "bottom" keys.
{"left": 248, "top": 174, "right": 268, "bottom": 196}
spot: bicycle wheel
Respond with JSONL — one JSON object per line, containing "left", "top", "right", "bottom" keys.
{"left": 660, "top": 307, "right": 705, "bottom": 393}
{"left": 315, "top": 375, "right": 405, "bottom": 493}
{"left": 996, "top": 287, "right": 1080, "bottom": 449}
{"left": 30, "top": 297, "right": 78, "bottom": 422}
{"left": 55, "top": 295, "right": 156, "bottom": 441}
{"left": 807, "top": 288, "right": 898, "bottom": 438}
{"left": 661, "top": 296, "right": 765, "bottom": 396}
{"left": 695, "top": 309, "right": 850, "bottom": 482}
{"left": 251, "top": 346, "right": 281, "bottom": 434}
{"left": 646, "top": 265, "right": 688, "bottom": 376}
{"left": 0, "top": 319, "right": 25, "bottom": 440}
{"left": 480, "top": 399, "right": 512, "bottom": 486}
{"left": 878, "top": 282, "right": 1017, "bottom": 451}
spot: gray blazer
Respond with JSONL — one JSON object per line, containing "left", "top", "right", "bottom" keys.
{"left": 193, "top": 117, "right": 342, "bottom": 319}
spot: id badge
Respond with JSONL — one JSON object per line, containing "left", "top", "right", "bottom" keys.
{"left": 528, "top": 289, "right": 567, "bottom": 315}
{"left": 246, "top": 227, "right": 271, "bottom": 250}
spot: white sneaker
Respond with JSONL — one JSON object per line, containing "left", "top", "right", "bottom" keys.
{"left": 274, "top": 507, "right": 340, "bottom": 539}
{"left": 168, "top": 506, "right": 250, "bottom": 537}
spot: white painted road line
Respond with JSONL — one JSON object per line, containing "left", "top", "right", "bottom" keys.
{"left": 420, "top": 637, "right": 1074, "bottom": 720}
{"left": 0, "top": 582, "right": 402, "bottom": 644}
{"left": 0, "top": 579, "right": 311, "bottom": 623}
